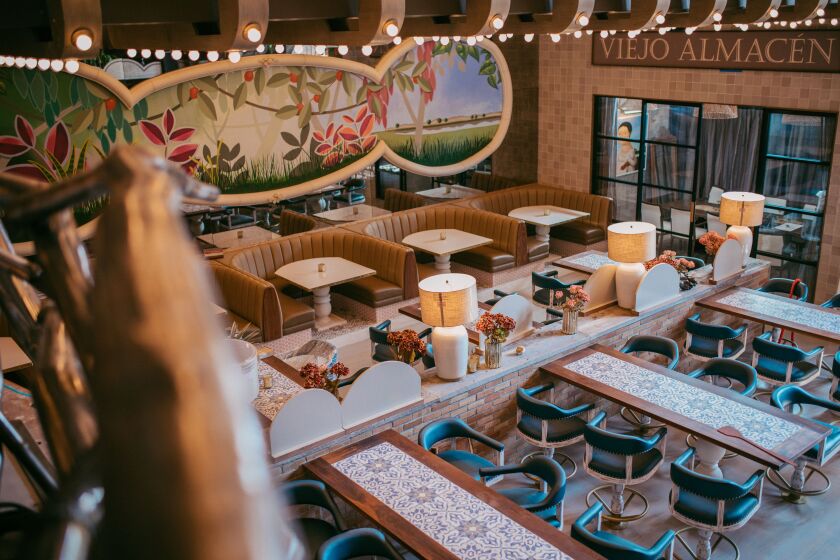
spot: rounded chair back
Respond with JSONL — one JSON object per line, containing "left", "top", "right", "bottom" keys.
{"left": 368, "top": 320, "right": 391, "bottom": 346}
{"left": 821, "top": 293, "right": 840, "bottom": 308}
{"left": 317, "top": 528, "right": 402, "bottom": 560}
{"left": 621, "top": 335, "right": 680, "bottom": 369}
{"left": 418, "top": 418, "right": 469, "bottom": 450}
{"left": 516, "top": 386, "right": 566, "bottom": 420}
{"left": 690, "top": 358, "right": 758, "bottom": 395}
{"left": 572, "top": 503, "right": 674, "bottom": 560}
{"left": 752, "top": 332, "right": 810, "bottom": 363}
{"left": 676, "top": 255, "right": 705, "bottom": 270}
{"left": 670, "top": 451, "right": 755, "bottom": 501}
{"left": 282, "top": 480, "right": 345, "bottom": 529}
{"left": 584, "top": 414, "right": 659, "bottom": 456}
{"left": 758, "top": 278, "right": 808, "bottom": 301}
{"left": 520, "top": 456, "right": 567, "bottom": 505}
{"left": 685, "top": 313, "right": 741, "bottom": 340}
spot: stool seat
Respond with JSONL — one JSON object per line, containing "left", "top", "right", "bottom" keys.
{"left": 687, "top": 336, "right": 745, "bottom": 359}
{"left": 671, "top": 490, "right": 759, "bottom": 527}
{"left": 805, "top": 420, "right": 840, "bottom": 461}
{"left": 437, "top": 449, "right": 497, "bottom": 481}
{"left": 295, "top": 518, "right": 340, "bottom": 558}
{"left": 517, "top": 414, "right": 587, "bottom": 443}
{"left": 496, "top": 487, "right": 560, "bottom": 526}
{"left": 588, "top": 448, "right": 663, "bottom": 480}
{"left": 754, "top": 358, "right": 819, "bottom": 383}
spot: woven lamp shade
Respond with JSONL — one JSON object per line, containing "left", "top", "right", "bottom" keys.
{"left": 720, "top": 192, "right": 765, "bottom": 227}
{"left": 607, "top": 221, "right": 657, "bottom": 263}
{"left": 419, "top": 273, "right": 478, "bottom": 327}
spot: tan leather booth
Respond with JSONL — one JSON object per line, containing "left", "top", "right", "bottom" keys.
{"left": 215, "top": 228, "right": 417, "bottom": 339}
{"left": 464, "top": 184, "right": 613, "bottom": 246}
{"left": 347, "top": 205, "right": 529, "bottom": 274}
{"left": 277, "top": 209, "right": 317, "bottom": 236}
{"left": 468, "top": 171, "right": 519, "bottom": 193}
{"left": 383, "top": 189, "right": 427, "bottom": 212}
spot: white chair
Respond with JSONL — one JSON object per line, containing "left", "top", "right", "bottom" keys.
{"left": 757, "top": 233, "right": 783, "bottom": 266}
{"left": 641, "top": 203, "right": 662, "bottom": 229}
{"left": 708, "top": 186, "right": 724, "bottom": 205}
{"left": 765, "top": 196, "right": 787, "bottom": 215}
{"left": 671, "top": 208, "right": 691, "bottom": 236}
{"left": 707, "top": 214, "right": 727, "bottom": 236}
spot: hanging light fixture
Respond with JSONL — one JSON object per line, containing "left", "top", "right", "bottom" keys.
{"left": 703, "top": 104, "right": 738, "bottom": 119}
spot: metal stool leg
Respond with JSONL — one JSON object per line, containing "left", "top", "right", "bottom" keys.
{"left": 585, "top": 483, "right": 649, "bottom": 527}
{"left": 522, "top": 448, "right": 578, "bottom": 480}
{"left": 766, "top": 460, "right": 831, "bottom": 504}
{"left": 674, "top": 527, "right": 739, "bottom": 560}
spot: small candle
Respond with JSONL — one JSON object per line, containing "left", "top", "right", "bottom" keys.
{"left": 515, "top": 346, "right": 525, "bottom": 355}
{"left": 261, "top": 374, "right": 273, "bottom": 389}
{"left": 543, "top": 208, "right": 550, "bottom": 216}
{"left": 445, "top": 185, "right": 452, "bottom": 194}
{"left": 440, "top": 231, "right": 447, "bottom": 240}
{"left": 353, "top": 206, "right": 359, "bottom": 215}
{"left": 318, "top": 263, "right": 326, "bottom": 272}
{"left": 237, "top": 230, "right": 245, "bottom": 238}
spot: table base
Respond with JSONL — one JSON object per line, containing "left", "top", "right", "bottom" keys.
{"left": 314, "top": 314, "right": 348, "bottom": 331}
{"left": 312, "top": 286, "right": 346, "bottom": 331}
{"left": 693, "top": 438, "right": 726, "bottom": 479}
{"left": 535, "top": 224, "right": 550, "bottom": 243}
{"left": 433, "top": 254, "right": 451, "bottom": 272}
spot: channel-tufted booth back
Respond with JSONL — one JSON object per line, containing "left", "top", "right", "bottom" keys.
{"left": 355, "top": 205, "right": 528, "bottom": 270}
{"left": 468, "top": 171, "right": 519, "bottom": 193}
{"left": 465, "top": 184, "right": 613, "bottom": 245}
{"left": 225, "top": 228, "right": 418, "bottom": 301}
{"left": 208, "top": 260, "right": 284, "bottom": 341}
{"left": 278, "top": 209, "right": 318, "bottom": 236}
{"left": 383, "top": 189, "right": 427, "bottom": 212}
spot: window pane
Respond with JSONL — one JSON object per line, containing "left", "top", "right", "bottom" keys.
{"left": 644, "top": 145, "right": 696, "bottom": 191}
{"left": 596, "top": 97, "right": 642, "bottom": 140}
{"left": 641, "top": 189, "right": 693, "bottom": 254}
{"left": 767, "top": 113, "right": 835, "bottom": 161}
{"left": 595, "top": 138, "right": 641, "bottom": 180}
{"left": 755, "top": 257, "right": 817, "bottom": 300}
{"left": 646, "top": 104, "right": 699, "bottom": 146}
{"left": 756, "top": 210, "right": 822, "bottom": 264}
{"left": 595, "top": 179, "right": 637, "bottom": 223}
{"left": 763, "top": 159, "right": 829, "bottom": 210}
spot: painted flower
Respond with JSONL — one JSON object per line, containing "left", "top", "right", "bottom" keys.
{"left": 139, "top": 108, "right": 198, "bottom": 172}
{"left": 0, "top": 115, "right": 77, "bottom": 181}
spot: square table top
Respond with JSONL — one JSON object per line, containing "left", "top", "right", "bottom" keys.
{"left": 401, "top": 228, "right": 493, "bottom": 257}
{"left": 313, "top": 204, "right": 391, "bottom": 223}
{"left": 541, "top": 344, "right": 829, "bottom": 469}
{"left": 275, "top": 256, "right": 376, "bottom": 291}
{"left": 0, "top": 337, "right": 32, "bottom": 373}
{"left": 252, "top": 356, "right": 307, "bottom": 423}
{"left": 198, "top": 225, "right": 279, "bottom": 250}
{"left": 415, "top": 185, "right": 484, "bottom": 199}
{"left": 508, "top": 206, "right": 590, "bottom": 227}
{"left": 697, "top": 287, "right": 840, "bottom": 345}
{"left": 552, "top": 250, "right": 616, "bottom": 274}
{"left": 305, "top": 430, "right": 602, "bottom": 560}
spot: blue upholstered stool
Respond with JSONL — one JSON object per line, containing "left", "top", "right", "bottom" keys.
{"left": 282, "top": 480, "right": 347, "bottom": 560}
{"left": 418, "top": 418, "right": 505, "bottom": 484}
{"left": 751, "top": 332, "right": 823, "bottom": 403}
{"left": 317, "top": 528, "right": 402, "bottom": 560}
{"left": 479, "top": 456, "right": 567, "bottom": 528}
{"left": 684, "top": 313, "right": 748, "bottom": 361}
{"left": 572, "top": 503, "right": 675, "bottom": 560}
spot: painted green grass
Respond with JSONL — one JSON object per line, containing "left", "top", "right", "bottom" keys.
{"left": 378, "top": 124, "right": 498, "bottom": 167}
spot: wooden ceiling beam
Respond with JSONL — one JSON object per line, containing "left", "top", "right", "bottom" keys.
{"left": 265, "top": 0, "right": 404, "bottom": 46}
{"left": 586, "top": 0, "right": 672, "bottom": 29}
{"left": 0, "top": 0, "right": 102, "bottom": 58}
{"left": 400, "top": 0, "right": 511, "bottom": 38}
{"left": 103, "top": 0, "right": 268, "bottom": 51}
{"left": 664, "top": 0, "right": 728, "bottom": 27}
{"left": 503, "top": 0, "right": 596, "bottom": 34}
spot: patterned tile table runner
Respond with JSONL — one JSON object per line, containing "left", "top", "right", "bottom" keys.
{"left": 565, "top": 253, "right": 614, "bottom": 271}
{"left": 252, "top": 361, "right": 303, "bottom": 421}
{"left": 565, "top": 352, "right": 801, "bottom": 450}
{"left": 334, "top": 442, "right": 575, "bottom": 560}
{"left": 718, "top": 290, "right": 840, "bottom": 334}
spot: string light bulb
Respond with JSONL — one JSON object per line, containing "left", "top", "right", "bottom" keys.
{"left": 171, "top": 50, "right": 182, "bottom": 60}
{"left": 65, "top": 59, "right": 80, "bottom": 73}
{"left": 550, "top": 33, "right": 561, "bottom": 42}
{"left": 659, "top": 27, "right": 668, "bottom": 35}
{"left": 490, "top": 14, "right": 505, "bottom": 30}
{"left": 440, "top": 36, "right": 450, "bottom": 45}
{"left": 207, "top": 50, "right": 219, "bottom": 61}
{"left": 361, "top": 45, "right": 373, "bottom": 56}
{"left": 599, "top": 30, "right": 609, "bottom": 38}
{"left": 243, "top": 23, "right": 262, "bottom": 43}
{"left": 713, "top": 23, "right": 722, "bottom": 31}
{"left": 72, "top": 29, "right": 94, "bottom": 51}
{"left": 256, "top": 44, "right": 266, "bottom": 53}
{"left": 228, "top": 50, "right": 241, "bottom": 63}
{"left": 466, "top": 36, "right": 476, "bottom": 45}
{"left": 816, "top": 8, "right": 825, "bottom": 16}
{"left": 524, "top": 33, "right": 534, "bottom": 42}
{"left": 188, "top": 50, "right": 199, "bottom": 61}
{"left": 50, "top": 59, "right": 64, "bottom": 72}
{"left": 393, "top": 36, "right": 402, "bottom": 45}
{"left": 292, "top": 44, "right": 303, "bottom": 54}
{"left": 414, "top": 37, "right": 424, "bottom": 45}
{"left": 577, "top": 13, "right": 590, "bottom": 27}
{"left": 769, "top": 8, "right": 779, "bottom": 18}
{"left": 275, "top": 45, "right": 285, "bottom": 53}
{"left": 586, "top": 29, "right": 593, "bottom": 35}
{"left": 712, "top": 11, "right": 722, "bottom": 22}
{"left": 315, "top": 45, "right": 326, "bottom": 54}
{"left": 805, "top": 19, "right": 812, "bottom": 26}
{"left": 498, "top": 34, "right": 508, "bottom": 42}
{"left": 154, "top": 49, "right": 165, "bottom": 59}
{"left": 24, "top": 58, "right": 36, "bottom": 69}
{"left": 685, "top": 26, "right": 696, "bottom": 35}
{"left": 383, "top": 19, "right": 400, "bottom": 37}
{"left": 453, "top": 36, "right": 461, "bottom": 41}
{"left": 832, "top": 18, "right": 839, "bottom": 25}
{"left": 37, "top": 59, "right": 50, "bottom": 70}
{"left": 140, "top": 48, "right": 151, "bottom": 58}
{"left": 127, "top": 48, "right": 137, "bottom": 58}
{"left": 338, "top": 45, "right": 349, "bottom": 55}
{"left": 574, "top": 30, "right": 583, "bottom": 38}
{"left": 654, "top": 12, "right": 666, "bottom": 24}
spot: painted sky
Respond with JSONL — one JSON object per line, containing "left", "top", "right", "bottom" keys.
{"left": 386, "top": 45, "right": 504, "bottom": 129}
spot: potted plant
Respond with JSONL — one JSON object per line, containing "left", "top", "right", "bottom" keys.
{"left": 300, "top": 361, "right": 351, "bottom": 399}
{"left": 644, "top": 250, "right": 698, "bottom": 291}
{"left": 698, "top": 231, "right": 732, "bottom": 257}
{"left": 474, "top": 312, "right": 516, "bottom": 369}
{"left": 386, "top": 329, "right": 428, "bottom": 364}
{"left": 559, "top": 285, "right": 590, "bottom": 334}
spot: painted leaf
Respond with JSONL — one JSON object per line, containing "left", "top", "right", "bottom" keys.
{"left": 468, "top": 46, "right": 480, "bottom": 61}
{"left": 196, "top": 76, "right": 219, "bottom": 91}
{"left": 45, "top": 121, "right": 70, "bottom": 164}
{"left": 198, "top": 92, "right": 217, "bottom": 120}
{"left": 325, "top": 123, "right": 335, "bottom": 139}
{"left": 479, "top": 61, "right": 496, "bottom": 75}
{"left": 107, "top": 118, "right": 117, "bottom": 142}
{"left": 354, "top": 106, "right": 368, "bottom": 123}
{"left": 139, "top": 120, "right": 166, "bottom": 146}
{"left": 122, "top": 120, "right": 133, "bottom": 143}
{"left": 395, "top": 60, "right": 413, "bottom": 73}
{"left": 15, "top": 116, "right": 35, "bottom": 147}
{"left": 70, "top": 109, "right": 95, "bottom": 135}
{"left": 305, "top": 82, "right": 322, "bottom": 96}
{"left": 5, "top": 163, "right": 46, "bottom": 180}
{"left": 275, "top": 105, "right": 297, "bottom": 119}
{"left": 359, "top": 114, "right": 374, "bottom": 137}
{"left": 267, "top": 73, "right": 290, "bottom": 87}
{"left": 283, "top": 147, "right": 302, "bottom": 161}
{"left": 487, "top": 74, "right": 498, "bottom": 89}
{"left": 341, "top": 72, "right": 353, "bottom": 96}
{"left": 300, "top": 124, "right": 311, "bottom": 145}
{"left": 163, "top": 109, "right": 175, "bottom": 134}
{"left": 12, "top": 70, "right": 28, "bottom": 98}
{"left": 346, "top": 143, "right": 362, "bottom": 155}
{"left": 255, "top": 68, "right": 266, "bottom": 95}
{"left": 0, "top": 136, "right": 29, "bottom": 157}
{"left": 314, "top": 143, "right": 332, "bottom": 156}
{"left": 342, "top": 115, "right": 354, "bottom": 124}
{"left": 362, "top": 136, "right": 377, "bottom": 151}
{"left": 319, "top": 88, "right": 331, "bottom": 111}
{"left": 289, "top": 87, "right": 303, "bottom": 105}
{"left": 281, "top": 131, "right": 299, "bottom": 147}
{"left": 297, "top": 104, "right": 312, "bottom": 129}
{"left": 86, "top": 81, "right": 113, "bottom": 100}
{"left": 232, "top": 156, "right": 245, "bottom": 172}
{"left": 417, "top": 76, "right": 432, "bottom": 94}
{"left": 93, "top": 103, "right": 108, "bottom": 130}
{"left": 233, "top": 82, "right": 248, "bottom": 110}
{"left": 313, "top": 131, "right": 325, "bottom": 142}
{"left": 169, "top": 127, "right": 195, "bottom": 142}
{"left": 168, "top": 144, "right": 198, "bottom": 163}
{"left": 338, "top": 126, "right": 358, "bottom": 141}
{"left": 30, "top": 73, "right": 45, "bottom": 113}
{"left": 412, "top": 61, "right": 428, "bottom": 77}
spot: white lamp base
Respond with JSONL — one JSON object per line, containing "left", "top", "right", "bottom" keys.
{"left": 615, "top": 262, "right": 646, "bottom": 309}
{"left": 726, "top": 225, "right": 752, "bottom": 265}
{"left": 431, "top": 325, "right": 469, "bottom": 381}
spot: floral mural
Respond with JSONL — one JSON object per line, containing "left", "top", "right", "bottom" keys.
{"left": 0, "top": 39, "right": 509, "bottom": 234}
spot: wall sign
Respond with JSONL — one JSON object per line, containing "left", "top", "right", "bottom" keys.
{"left": 592, "top": 31, "right": 840, "bottom": 73}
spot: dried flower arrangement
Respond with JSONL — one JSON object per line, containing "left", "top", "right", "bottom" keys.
{"left": 560, "top": 284, "right": 591, "bottom": 313}
{"left": 386, "top": 329, "right": 427, "bottom": 364}
{"left": 645, "top": 250, "right": 698, "bottom": 291}
{"left": 475, "top": 312, "right": 517, "bottom": 343}
{"left": 698, "top": 231, "right": 736, "bottom": 256}
{"left": 300, "top": 361, "right": 351, "bottom": 398}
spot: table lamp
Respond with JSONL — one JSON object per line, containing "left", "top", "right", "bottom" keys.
{"left": 719, "top": 191, "right": 765, "bottom": 264}
{"left": 608, "top": 221, "right": 657, "bottom": 309}
{"left": 419, "top": 273, "right": 478, "bottom": 381}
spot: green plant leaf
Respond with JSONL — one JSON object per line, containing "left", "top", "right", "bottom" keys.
{"left": 254, "top": 68, "right": 266, "bottom": 95}
{"left": 479, "top": 61, "right": 496, "bottom": 75}
{"left": 122, "top": 120, "right": 133, "bottom": 143}
{"left": 289, "top": 87, "right": 302, "bottom": 105}
{"left": 305, "top": 82, "right": 322, "bottom": 96}
{"left": 275, "top": 105, "right": 297, "bottom": 119}
{"left": 86, "top": 81, "right": 112, "bottom": 100}
{"left": 297, "top": 104, "right": 311, "bottom": 129}
{"left": 281, "top": 131, "right": 299, "bottom": 147}
{"left": 300, "top": 123, "right": 310, "bottom": 145}
{"left": 456, "top": 43, "right": 467, "bottom": 62}
{"left": 283, "top": 147, "right": 302, "bottom": 161}
{"left": 417, "top": 76, "right": 432, "bottom": 93}
{"left": 70, "top": 79, "right": 80, "bottom": 105}
{"left": 112, "top": 104, "right": 124, "bottom": 128}
{"left": 318, "top": 88, "right": 330, "bottom": 112}
{"left": 412, "top": 61, "right": 428, "bottom": 77}
{"left": 198, "top": 92, "right": 217, "bottom": 120}
{"left": 318, "top": 72, "right": 336, "bottom": 87}
{"left": 196, "top": 76, "right": 219, "bottom": 91}
{"left": 341, "top": 72, "right": 353, "bottom": 96}
{"left": 107, "top": 117, "right": 117, "bottom": 141}
{"left": 487, "top": 74, "right": 498, "bottom": 89}
{"left": 468, "top": 46, "right": 480, "bottom": 61}
{"left": 12, "top": 70, "right": 28, "bottom": 98}
{"left": 395, "top": 60, "right": 413, "bottom": 73}
{"left": 355, "top": 85, "right": 367, "bottom": 105}
{"left": 267, "top": 72, "right": 290, "bottom": 87}
{"left": 233, "top": 82, "right": 248, "bottom": 109}
{"left": 30, "top": 72, "right": 45, "bottom": 112}
{"left": 98, "top": 130, "right": 110, "bottom": 153}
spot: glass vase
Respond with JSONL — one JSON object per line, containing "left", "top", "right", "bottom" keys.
{"left": 562, "top": 310, "right": 579, "bottom": 335}
{"left": 484, "top": 339, "right": 503, "bottom": 369}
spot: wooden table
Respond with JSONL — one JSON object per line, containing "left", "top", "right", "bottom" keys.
{"left": 697, "top": 287, "right": 840, "bottom": 345}
{"left": 314, "top": 204, "right": 391, "bottom": 223}
{"left": 252, "top": 356, "right": 307, "bottom": 425}
{"left": 508, "top": 206, "right": 590, "bottom": 243}
{"left": 0, "top": 338, "right": 32, "bottom": 373}
{"left": 542, "top": 344, "right": 829, "bottom": 477}
{"left": 305, "top": 430, "right": 601, "bottom": 560}
{"left": 198, "top": 225, "right": 279, "bottom": 250}
{"left": 275, "top": 257, "right": 376, "bottom": 330}
{"left": 401, "top": 229, "right": 492, "bottom": 274}
{"left": 552, "top": 250, "right": 616, "bottom": 275}
{"left": 415, "top": 185, "right": 484, "bottom": 200}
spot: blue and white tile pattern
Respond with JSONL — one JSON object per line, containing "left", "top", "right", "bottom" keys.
{"left": 565, "top": 352, "right": 802, "bottom": 450}
{"left": 718, "top": 290, "right": 840, "bottom": 334}
{"left": 334, "top": 442, "right": 575, "bottom": 560}
{"left": 566, "top": 253, "right": 615, "bottom": 271}
{"left": 252, "top": 361, "right": 303, "bottom": 420}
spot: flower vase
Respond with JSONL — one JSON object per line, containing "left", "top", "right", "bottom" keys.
{"left": 484, "top": 339, "right": 503, "bottom": 369}
{"left": 562, "top": 310, "right": 579, "bottom": 335}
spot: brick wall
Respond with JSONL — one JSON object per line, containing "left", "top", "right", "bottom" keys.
{"left": 535, "top": 35, "right": 840, "bottom": 301}
{"left": 276, "top": 265, "right": 769, "bottom": 479}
